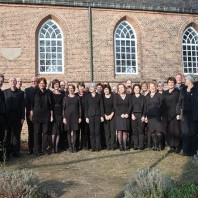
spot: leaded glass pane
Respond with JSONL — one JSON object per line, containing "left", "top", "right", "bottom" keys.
{"left": 38, "top": 19, "right": 63, "bottom": 73}
{"left": 114, "top": 20, "right": 137, "bottom": 74}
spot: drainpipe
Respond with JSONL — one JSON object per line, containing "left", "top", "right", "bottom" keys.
{"left": 88, "top": 6, "right": 94, "bottom": 82}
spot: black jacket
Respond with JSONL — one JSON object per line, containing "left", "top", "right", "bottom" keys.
{"left": 25, "top": 86, "right": 37, "bottom": 113}
{"left": 31, "top": 89, "right": 53, "bottom": 123}
{"left": 85, "top": 93, "right": 104, "bottom": 118}
{"left": 3, "top": 88, "right": 25, "bottom": 120}
{"left": 176, "top": 84, "right": 198, "bottom": 121}
{"left": 131, "top": 94, "right": 146, "bottom": 117}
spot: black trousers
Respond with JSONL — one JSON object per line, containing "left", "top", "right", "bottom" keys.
{"left": 0, "top": 115, "right": 5, "bottom": 158}
{"left": 181, "top": 114, "right": 198, "bottom": 156}
{"left": 103, "top": 117, "right": 116, "bottom": 149}
{"left": 26, "top": 113, "right": 34, "bottom": 153}
{"left": 5, "top": 116, "right": 21, "bottom": 156}
{"left": 34, "top": 123, "right": 49, "bottom": 153}
{"left": 131, "top": 113, "right": 144, "bottom": 148}
{"left": 89, "top": 116, "right": 101, "bottom": 150}
{"left": 77, "top": 119, "right": 90, "bottom": 149}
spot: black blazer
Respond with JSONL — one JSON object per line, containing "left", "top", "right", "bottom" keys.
{"left": 3, "top": 88, "right": 25, "bottom": 120}
{"left": 131, "top": 94, "right": 147, "bottom": 117}
{"left": 25, "top": 86, "right": 37, "bottom": 113}
{"left": 85, "top": 93, "right": 104, "bottom": 118}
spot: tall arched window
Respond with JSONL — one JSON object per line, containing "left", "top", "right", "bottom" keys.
{"left": 38, "top": 19, "right": 63, "bottom": 73}
{"left": 182, "top": 27, "right": 198, "bottom": 74}
{"left": 114, "top": 20, "right": 137, "bottom": 74}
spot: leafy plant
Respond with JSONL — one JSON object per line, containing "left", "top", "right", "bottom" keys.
{"left": 0, "top": 169, "right": 50, "bottom": 198}
{"left": 124, "top": 168, "right": 173, "bottom": 198}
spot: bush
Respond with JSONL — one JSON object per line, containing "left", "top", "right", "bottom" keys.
{"left": 167, "top": 182, "right": 198, "bottom": 198}
{"left": 0, "top": 169, "right": 49, "bottom": 198}
{"left": 124, "top": 168, "right": 173, "bottom": 198}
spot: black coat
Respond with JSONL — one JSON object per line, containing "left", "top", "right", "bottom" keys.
{"left": 162, "top": 88, "right": 180, "bottom": 121}
{"left": 176, "top": 84, "right": 198, "bottom": 121}
{"left": 85, "top": 93, "right": 104, "bottom": 118}
{"left": 25, "top": 86, "right": 37, "bottom": 113}
{"left": 3, "top": 88, "right": 25, "bottom": 120}
{"left": 131, "top": 94, "right": 146, "bottom": 117}
{"left": 31, "top": 89, "right": 53, "bottom": 123}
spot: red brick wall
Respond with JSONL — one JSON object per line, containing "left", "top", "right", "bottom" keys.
{"left": 0, "top": 3, "right": 198, "bottom": 85}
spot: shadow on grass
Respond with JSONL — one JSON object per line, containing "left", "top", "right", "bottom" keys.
{"left": 40, "top": 179, "right": 77, "bottom": 197}
{"left": 114, "top": 150, "right": 170, "bottom": 198}
{"left": 15, "top": 149, "right": 151, "bottom": 169}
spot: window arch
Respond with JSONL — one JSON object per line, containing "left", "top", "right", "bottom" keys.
{"left": 114, "top": 20, "right": 137, "bottom": 74}
{"left": 38, "top": 19, "right": 64, "bottom": 73}
{"left": 182, "top": 27, "right": 198, "bottom": 74}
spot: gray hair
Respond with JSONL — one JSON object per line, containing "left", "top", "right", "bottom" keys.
{"left": 185, "top": 74, "right": 195, "bottom": 83}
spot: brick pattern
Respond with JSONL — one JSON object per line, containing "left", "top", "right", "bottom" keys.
{"left": 0, "top": 4, "right": 198, "bottom": 85}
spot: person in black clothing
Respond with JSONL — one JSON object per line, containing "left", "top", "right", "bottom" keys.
{"left": 145, "top": 81, "right": 164, "bottom": 151}
{"left": 63, "top": 84, "right": 82, "bottom": 153}
{"left": 30, "top": 77, "right": 53, "bottom": 156}
{"left": 176, "top": 74, "right": 198, "bottom": 156}
{"left": 4, "top": 77, "right": 25, "bottom": 159}
{"left": 51, "top": 79, "right": 64, "bottom": 153}
{"left": 114, "top": 84, "right": 132, "bottom": 151}
{"left": 0, "top": 74, "right": 6, "bottom": 161}
{"left": 103, "top": 84, "right": 116, "bottom": 150}
{"left": 76, "top": 82, "right": 90, "bottom": 150}
{"left": 24, "top": 77, "right": 38, "bottom": 154}
{"left": 85, "top": 83, "right": 104, "bottom": 152}
{"left": 131, "top": 84, "right": 146, "bottom": 150}
{"left": 15, "top": 77, "right": 24, "bottom": 153}
{"left": 163, "top": 77, "right": 181, "bottom": 153}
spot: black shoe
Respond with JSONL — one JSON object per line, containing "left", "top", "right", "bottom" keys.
{"left": 91, "top": 149, "right": 95, "bottom": 152}
{"left": 119, "top": 144, "right": 123, "bottom": 151}
{"left": 168, "top": 148, "right": 175, "bottom": 153}
{"left": 28, "top": 151, "right": 33, "bottom": 155}
{"left": 175, "top": 148, "right": 181, "bottom": 154}
{"left": 133, "top": 147, "right": 138, "bottom": 150}
{"left": 35, "top": 152, "right": 44, "bottom": 156}
{"left": 96, "top": 148, "right": 101, "bottom": 152}
{"left": 139, "top": 147, "right": 144, "bottom": 150}
{"left": 13, "top": 152, "right": 21, "bottom": 157}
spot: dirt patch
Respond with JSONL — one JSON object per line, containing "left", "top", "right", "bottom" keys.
{"left": 3, "top": 147, "right": 198, "bottom": 198}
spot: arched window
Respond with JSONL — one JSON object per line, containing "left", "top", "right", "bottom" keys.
{"left": 182, "top": 27, "right": 198, "bottom": 74}
{"left": 114, "top": 21, "right": 137, "bottom": 74}
{"left": 38, "top": 19, "right": 63, "bottom": 73}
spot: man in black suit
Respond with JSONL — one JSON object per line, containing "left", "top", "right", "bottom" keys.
{"left": 0, "top": 74, "right": 6, "bottom": 161}
{"left": 85, "top": 83, "right": 104, "bottom": 151}
{"left": 24, "top": 77, "right": 38, "bottom": 154}
{"left": 4, "top": 77, "right": 25, "bottom": 159}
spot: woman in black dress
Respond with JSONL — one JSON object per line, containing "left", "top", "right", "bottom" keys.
{"left": 176, "top": 74, "right": 198, "bottom": 156}
{"left": 114, "top": 84, "right": 132, "bottom": 151}
{"left": 131, "top": 84, "right": 146, "bottom": 150}
{"left": 51, "top": 79, "right": 64, "bottom": 153}
{"left": 145, "top": 81, "right": 163, "bottom": 151}
{"left": 163, "top": 77, "right": 181, "bottom": 153}
{"left": 63, "top": 84, "right": 82, "bottom": 153}
{"left": 30, "top": 77, "right": 53, "bottom": 155}
{"left": 103, "top": 84, "right": 116, "bottom": 150}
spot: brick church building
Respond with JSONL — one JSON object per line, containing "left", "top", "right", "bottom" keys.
{"left": 0, "top": 0, "right": 198, "bottom": 84}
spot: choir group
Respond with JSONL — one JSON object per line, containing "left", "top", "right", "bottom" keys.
{"left": 0, "top": 73, "right": 198, "bottom": 161}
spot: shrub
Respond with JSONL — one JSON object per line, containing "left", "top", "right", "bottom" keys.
{"left": 0, "top": 169, "right": 49, "bottom": 198}
{"left": 167, "top": 182, "right": 198, "bottom": 198}
{"left": 124, "top": 168, "right": 173, "bottom": 198}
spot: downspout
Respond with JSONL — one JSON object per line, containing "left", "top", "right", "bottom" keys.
{"left": 88, "top": 6, "right": 94, "bottom": 82}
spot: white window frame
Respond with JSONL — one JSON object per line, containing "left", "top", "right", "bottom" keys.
{"left": 114, "top": 20, "right": 138, "bottom": 74}
{"left": 182, "top": 27, "right": 198, "bottom": 74}
{"left": 38, "top": 19, "right": 64, "bottom": 74}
